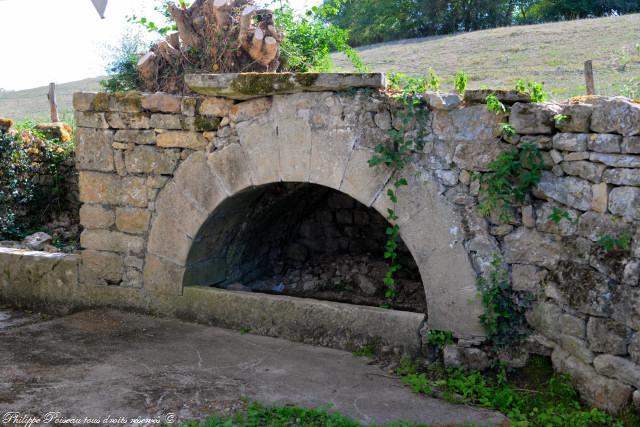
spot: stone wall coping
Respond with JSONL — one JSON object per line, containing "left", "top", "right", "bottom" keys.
{"left": 0, "top": 246, "right": 79, "bottom": 261}
{"left": 184, "top": 72, "right": 387, "bottom": 99}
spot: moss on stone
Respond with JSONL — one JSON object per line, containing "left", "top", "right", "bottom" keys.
{"left": 113, "top": 91, "right": 143, "bottom": 111}
{"left": 93, "top": 93, "right": 111, "bottom": 112}
{"left": 230, "top": 73, "right": 295, "bottom": 96}
{"left": 295, "top": 73, "right": 320, "bottom": 87}
{"left": 194, "top": 115, "right": 221, "bottom": 132}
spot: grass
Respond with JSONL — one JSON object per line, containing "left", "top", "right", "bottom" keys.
{"left": 177, "top": 402, "right": 424, "bottom": 427}
{"left": 0, "top": 77, "right": 103, "bottom": 123}
{"left": 400, "top": 356, "right": 640, "bottom": 427}
{"left": 332, "top": 13, "right": 640, "bottom": 100}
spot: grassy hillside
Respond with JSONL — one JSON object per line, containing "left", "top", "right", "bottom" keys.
{"left": 0, "top": 78, "right": 103, "bottom": 124}
{"left": 2, "top": 13, "right": 639, "bottom": 123}
{"left": 333, "top": 13, "right": 640, "bottom": 100}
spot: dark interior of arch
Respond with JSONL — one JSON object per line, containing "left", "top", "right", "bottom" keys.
{"left": 184, "top": 182, "right": 426, "bottom": 313}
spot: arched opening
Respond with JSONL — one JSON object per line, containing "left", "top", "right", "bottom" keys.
{"left": 184, "top": 182, "right": 427, "bottom": 313}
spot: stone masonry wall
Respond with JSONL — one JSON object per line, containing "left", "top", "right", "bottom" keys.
{"left": 69, "top": 87, "right": 640, "bottom": 412}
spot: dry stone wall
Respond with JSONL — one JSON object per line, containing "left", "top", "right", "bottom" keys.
{"left": 2, "top": 80, "right": 640, "bottom": 412}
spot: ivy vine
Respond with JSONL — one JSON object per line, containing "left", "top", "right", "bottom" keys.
{"left": 368, "top": 75, "right": 428, "bottom": 299}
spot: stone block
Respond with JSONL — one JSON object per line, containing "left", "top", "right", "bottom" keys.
{"left": 124, "top": 145, "right": 180, "bottom": 175}
{"left": 199, "top": 97, "right": 235, "bottom": 117}
{"left": 609, "top": 186, "right": 640, "bottom": 220}
{"left": 526, "top": 301, "right": 562, "bottom": 339}
{"left": 80, "top": 229, "right": 144, "bottom": 255}
{"left": 80, "top": 204, "right": 114, "bottom": 229}
{"left": 594, "top": 354, "right": 640, "bottom": 388}
{"left": 555, "top": 103, "right": 592, "bottom": 133}
{"left": 536, "top": 202, "right": 578, "bottom": 236}
{"left": 534, "top": 172, "right": 593, "bottom": 211}
{"left": 236, "top": 115, "right": 279, "bottom": 185}
{"left": 591, "top": 182, "right": 609, "bottom": 213}
{"left": 453, "top": 141, "right": 508, "bottom": 171}
{"left": 150, "top": 113, "right": 183, "bottom": 129}
{"left": 552, "top": 133, "right": 588, "bottom": 151}
{"left": 587, "top": 317, "right": 628, "bottom": 355}
{"left": 181, "top": 97, "right": 198, "bottom": 117}
{"left": 591, "top": 97, "right": 640, "bottom": 136}
{"left": 115, "top": 207, "right": 151, "bottom": 234}
{"left": 552, "top": 349, "right": 632, "bottom": 413}
{"left": 433, "top": 105, "right": 502, "bottom": 141}
{"left": 426, "top": 92, "right": 462, "bottom": 110}
{"left": 73, "top": 92, "right": 97, "bottom": 111}
{"left": 504, "top": 228, "right": 566, "bottom": 268}
{"left": 114, "top": 130, "right": 156, "bottom": 145}
{"left": 590, "top": 153, "right": 640, "bottom": 168}
{"left": 309, "top": 128, "right": 356, "bottom": 190}
{"left": 511, "top": 264, "right": 547, "bottom": 292}
{"left": 630, "top": 333, "right": 640, "bottom": 365}
{"left": 207, "top": 144, "right": 252, "bottom": 194}
{"left": 560, "top": 161, "right": 605, "bottom": 183}
{"left": 576, "top": 211, "right": 632, "bottom": 241}
{"left": 229, "top": 97, "right": 272, "bottom": 123}
{"left": 141, "top": 92, "right": 182, "bottom": 113}
{"left": 75, "top": 111, "right": 109, "bottom": 128}
{"left": 80, "top": 250, "right": 123, "bottom": 285}
{"left": 588, "top": 134, "right": 622, "bottom": 153}
{"left": 75, "top": 128, "right": 114, "bottom": 172}
{"left": 79, "top": 172, "right": 147, "bottom": 208}
{"left": 106, "top": 113, "right": 150, "bottom": 129}
{"left": 603, "top": 168, "right": 640, "bottom": 186}
{"left": 157, "top": 131, "right": 207, "bottom": 150}
{"left": 622, "top": 136, "right": 640, "bottom": 154}
{"left": 143, "top": 253, "right": 185, "bottom": 295}
{"left": 559, "top": 334, "right": 594, "bottom": 364}
{"left": 146, "top": 213, "right": 195, "bottom": 263}
{"left": 510, "top": 102, "right": 561, "bottom": 134}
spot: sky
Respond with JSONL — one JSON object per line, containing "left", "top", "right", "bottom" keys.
{"left": 0, "top": 0, "right": 321, "bottom": 91}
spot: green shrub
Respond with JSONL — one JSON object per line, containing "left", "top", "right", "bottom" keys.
{"left": 0, "top": 124, "right": 74, "bottom": 239}
{"left": 101, "top": 34, "right": 147, "bottom": 93}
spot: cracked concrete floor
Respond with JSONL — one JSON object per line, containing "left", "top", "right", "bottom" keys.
{"left": 0, "top": 309, "right": 506, "bottom": 426}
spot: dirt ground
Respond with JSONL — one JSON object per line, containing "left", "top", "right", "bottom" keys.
{"left": 0, "top": 308, "right": 505, "bottom": 426}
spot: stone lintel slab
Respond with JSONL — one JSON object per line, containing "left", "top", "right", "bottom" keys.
{"left": 185, "top": 73, "right": 387, "bottom": 100}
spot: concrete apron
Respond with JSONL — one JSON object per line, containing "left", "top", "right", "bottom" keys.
{"left": 0, "top": 309, "right": 505, "bottom": 426}
{"left": 0, "top": 248, "right": 425, "bottom": 355}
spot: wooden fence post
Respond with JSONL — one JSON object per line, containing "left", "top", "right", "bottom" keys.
{"left": 584, "top": 60, "right": 596, "bottom": 96}
{"left": 48, "top": 82, "right": 59, "bottom": 122}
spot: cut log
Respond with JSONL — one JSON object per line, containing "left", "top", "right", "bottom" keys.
{"left": 137, "top": 0, "right": 283, "bottom": 93}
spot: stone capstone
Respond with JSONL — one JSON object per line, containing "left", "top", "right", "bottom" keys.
{"left": 510, "top": 102, "right": 561, "bottom": 134}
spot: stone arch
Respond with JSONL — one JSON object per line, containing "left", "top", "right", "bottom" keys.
{"left": 143, "top": 94, "right": 484, "bottom": 338}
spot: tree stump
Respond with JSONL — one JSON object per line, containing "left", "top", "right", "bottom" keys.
{"left": 138, "top": 0, "right": 284, "bottom": 93}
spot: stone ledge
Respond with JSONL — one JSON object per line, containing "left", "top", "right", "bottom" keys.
{"left": 179, "top": 286, "right": 425, "bottom": 354}
{"left": 185, "top": 73, "right": 386, "bottom": 99}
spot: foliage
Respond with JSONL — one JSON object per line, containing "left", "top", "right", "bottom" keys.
{"left": 515, "top": 79, "right": 548, "bottom": 102}
{"left": 128, "top": 0, "right": 186, "bottom": 36}
{"left": 548, "top": 207, "right": 571, "bottom": 224}
{"left": 401, "top": 358, "right": 628, "bottom": 427}
{"left": 476, "top": 143, "right": 544, "bottom": 223}
{"left": 476, "top": 257, "right": 531, "bottom": 349}
{"left": 486, "top": 94, "right": 507, "bottom": 115}
{"left": 274, "top": 1, "right": 367, "bottom": 72}
{"left": 101, "top": 34, "right": 147, "bottom": 93}
{"left": 126, "top": 0, "right": 366, "bottom": 75}
{"left": 179, "top": 402, "right": 363, "bottom": 427}
{"left": 0, "top": 124, "right": 74, "bottom": 239}
{"left": 427, "top": 330, "right": 454, "bottom": 348}
{"left": 597, "top": 232, "right": 633, "bottom": 252}
{"left": 426, "top": 68, "right": 441, "bottom": 92}
{"left": 553, "top": 114, "right": 570, "bottom": 125}
{"left": 453, "top": 70, "right": 468, "bottom": 95}
{"left": 368, "top": 74, "right": 428, "bottom": 299}
{"left": 323, "top": 0, "right": 640, "bottom": 46}
{"left": 352, "top": 343, "right": 376, "bottom": 357}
